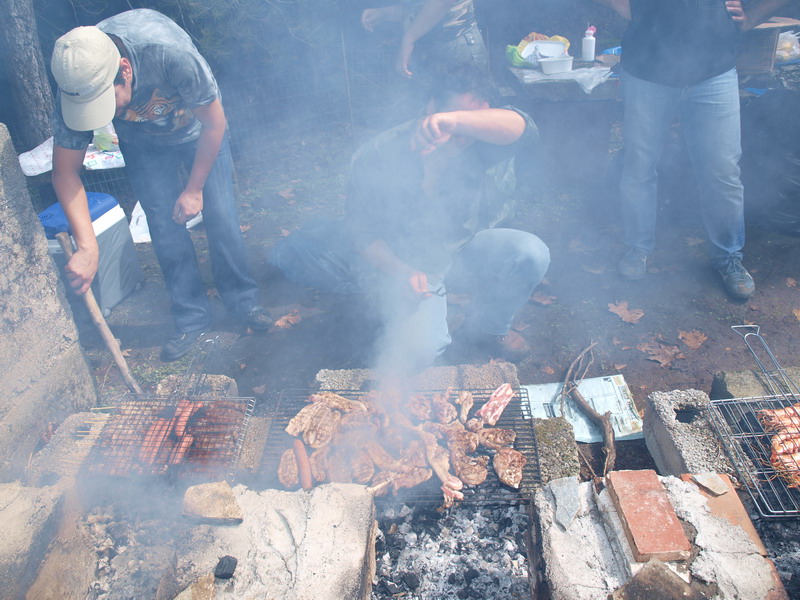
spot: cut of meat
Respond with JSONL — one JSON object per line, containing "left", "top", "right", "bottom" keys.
{"left": 278, "top": 448, "right": 299, "bottom": 488}
{"left": 454, "top": 391, "right": 474, "bottom": 423}
{"left": 309, "top": 447, "right": 329, "bottom": 483}
{"left": 432, "top": 389, "right": 458, "bottom": 424}
{"left": 454, "top": 454, "right": 489, "bottom": 486}
{"left": 476, "top": 383, "right": 516, "bottom": 426}
{"left": 285, "top": 402, "right": 342, "bottom": 448}
{"left": 478, "top": 427, "right": 517, "bottom": 450}
{"left": 407, "top": 394, "right": 433, "bottom": 422}
{"left": 493, "top": 447, "right": 526, "bottom": 489}
{"left": 309, "top": 391, "right": 368, "bottom": 413}
{"left": 350, "top": 449, "right": 375, "bottom": 484}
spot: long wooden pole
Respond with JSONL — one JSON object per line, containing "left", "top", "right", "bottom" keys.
{"left": 55, "top": 232, "right": 143, "bottom": 395}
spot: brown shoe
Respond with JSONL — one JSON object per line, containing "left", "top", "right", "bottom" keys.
{"left": 461, "top": 329, "right": 531, "bottom": 363}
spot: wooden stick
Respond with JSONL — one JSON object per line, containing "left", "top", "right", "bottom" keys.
{"left": 561, "top": 342, "right": 617, "bottom": 476}
{"left": 55, "top": 232, "right": 143, "bottom": 395}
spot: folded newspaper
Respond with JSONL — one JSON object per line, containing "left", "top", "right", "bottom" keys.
{"left": 523, "top": 374, "right": 642, "bottom": 443}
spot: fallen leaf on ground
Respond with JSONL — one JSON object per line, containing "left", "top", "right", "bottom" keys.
{"left": 274, "top": 309, "right": 301, "bottom": 329}
{"left": 240, "top": 224, "right": 252, "bottom": 233}
{"left": 794, "top": 309, "right": 800, "bottom": 321}
{"left": 568, "top": 236, "right": 595, "bottom": 255}
{"left": 239, "top": 363, "right": 247, "bottom": 370}
{"left": 608, "top": 301, "right": 645, "bottom": 324}
{"left": 582, "top": 264, "right": 606, "bottom": 275}
{"left": 787, "top": 278, "right": 797, "bottom": 287}
{"left": 686, "top": 237, "right": 704, "bottom": 247}
{"left": 280, "top": 228, "right": 291, "bottom": 237}
{"left": 121, "top": 348, "right": 132, "bottom": 357}
{"left": 614, "top": 364, "right": 627, "bottom": 370}
{"left": 278, "top": 188, "right": 296, "bottom": 200}
{"left": 679, "top": 330, "right": 708, "bottom": 350}
{"left": 531, "top": 292, "right": 556, "bottom": 305}
{"left": 543, "top": 366, "right": 555, "bottom": 375}
{"left": 252, "top": 384, "right": 267, "bottom": 395}
{"left": 637, "top": 339, "right": 685, "bottom": 367}
{"left": 612, "top": 337, "right": 621, "bottom": 345}
{"left": 513, "top": 322, "right": 531, "bottom": 331}
{"left": 207, "top": 288, "right": 220, "bottom": 299}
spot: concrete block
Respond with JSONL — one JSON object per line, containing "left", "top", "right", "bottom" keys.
{"left": 606, "top": 470, "right": 691, "bottom": 562}
{"left": 182, "top": 481, "right": 243, "bottom": 524}
{"left": 610, "top": 558, "right": 702, "bottom": 600}
{"left": 643, "top": 389, "right": 734, "bottom": 477}
{"left": 533, "top": 417, "right": 580, "bottom": 484}
{"left": 0, "top": 481, "right": 63, "bottom": 600}
{"left": 179, "top": 483, "right": 377, "bottom": 600}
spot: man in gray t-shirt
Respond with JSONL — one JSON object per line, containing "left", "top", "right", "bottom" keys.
{"left": 50, "top": 9, "right": 271, "bottom": 361}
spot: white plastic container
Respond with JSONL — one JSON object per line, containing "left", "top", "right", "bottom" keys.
{"left": 582, "top": 26, "right": 596, "bottom": 62}
{"left": 520, "top": 40, "right": 567, "bottom": 66}
{"left": 539, "top": 55, "right": 574, "bottom": 74}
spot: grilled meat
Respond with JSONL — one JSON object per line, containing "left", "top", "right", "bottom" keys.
{"left": 350, "top": 449, "right": 375, "bottom": 484}
{"left": 365, "top": 439, "right": 414, "bottom": 473}
{"left": 478, "top": 427, "right": 517, "bottom": 450}
{"left": 465, "top": 418, "right": 484, "bottom": 432}
{"left": 278, "top": 448, "right": 299, "bottom": 488}
{"left": 454, "top": 454, "right": 489, "bottom": 486}
{"left": 476, "top": 383, "right": 515, "bottom": 426}
{"left": 285, "top": 402, "right": 341, "bottom": 448}
{"left": 309, "top": 391, "right": 367, "bottom": 413}
{"left": 493, "top": 447, "right": 526, "bottom": 489}
{"left": 432, "top": 389, "right": 458, "bottom": 424}
{"left": 309, "top": 447, "right": 329, "bottom": 483}
{"left": 454, "top": 391, "right": 474, "bottom": 423}
{"left": 391, "top": 467, "right": 433, "bottom": 492}
{"left": 408, "top": 394, "right": 433, "bottom": 422}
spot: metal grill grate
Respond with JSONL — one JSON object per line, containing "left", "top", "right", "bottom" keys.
{"left": 707, "top": 325, "right": 800, "bottom": 518}
{"left": 84, "top": 394, "right": 255, "bottom": 483}
{"left": 262, "top": 388, "right": 541, "bottom": 505}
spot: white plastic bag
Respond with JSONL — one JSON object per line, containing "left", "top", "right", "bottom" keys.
{"left": 776, "top": 31, "right": 800, "bottom": 62}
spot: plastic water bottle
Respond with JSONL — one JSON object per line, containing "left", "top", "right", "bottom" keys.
{"left": 582, "top": 25, "right": 596, "bottom": 62}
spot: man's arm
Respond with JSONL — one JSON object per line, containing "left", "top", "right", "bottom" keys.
{"left": 726, "top": 0, "right": 790, "bottom": 31}
{"left": 412, "top": 108, "right": 527, "bottom": 154}
{"left": 397, "top": 0, "right": 453, "bottom": 77}
{"left": 362, "top": 239, "right": 432, "bottom": 298}
{"left": 361, "top": 4, "right": 404, "bottom": 31}
{"left": 172, "top": 98, "right": 227, "bottom": 225}
{"left": 52, "top": 144, "right": 98, "bottom": 294}
{"left": 591, "top": 0, "right": 631, "bottom": 20}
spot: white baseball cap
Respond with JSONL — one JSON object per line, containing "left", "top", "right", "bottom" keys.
{"left": 51, "top": 26, "right": 121, "bottom": 131}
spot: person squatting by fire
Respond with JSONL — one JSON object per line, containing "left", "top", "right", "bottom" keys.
{"left": 49, "top": 9, "right": 273, "bottom": 362}
{"left": 269, "top": 63, "right": 550, "bottom": 373}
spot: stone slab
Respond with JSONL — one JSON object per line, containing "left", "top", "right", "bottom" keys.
{"left": 179, "top": 483, "right": 376, "bottom": 600}
{"left": 711, "top": 367, "right": 800, "bottom": 400}
{"left": 606, "top": 470, "right": 691, "bottom": 562}
{"left": 533, "top": 417, "right": 580, "bottom": 484}
{"left": 548, "top": 476, "right": 581, "bottom": 529}
{"left": 610, "top": 558, "right": 702, "bottom": 600}
{"left": 643, "top": 389, "right": 734, "bottom": 477}
{"left": 0, "top": 482, "right": 64, "bottom": 600}
{"left": 182, "top": 481, "right": 243, "bottom": 524}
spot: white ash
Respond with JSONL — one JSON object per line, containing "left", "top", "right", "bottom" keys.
{"left": 372, "top": 501, "right": 531, "bottom": 599}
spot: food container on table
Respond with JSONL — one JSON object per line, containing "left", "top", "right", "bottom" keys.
{"left": 520, "top": 40, "right": 567, "bottom": 66}
{"left": 538, "top": 55, "right": 574, "bottom": 74}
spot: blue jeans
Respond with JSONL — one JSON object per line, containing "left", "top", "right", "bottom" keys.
{"left": 121, "top": 136, "right": 258, "bottom": 332}
{"left": 269, "top": 221, "right": 549, "bottom": 373}
{"left": 619, "top": 68, "right": 745, "bottom": 268}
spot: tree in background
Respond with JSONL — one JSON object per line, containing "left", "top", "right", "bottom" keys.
{"left": 0, "top": 0, "right": 54, "bottom": 151}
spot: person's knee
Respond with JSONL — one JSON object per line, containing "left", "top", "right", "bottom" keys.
{"left": 514, "top": 233, "right": 550, "bottom": 280}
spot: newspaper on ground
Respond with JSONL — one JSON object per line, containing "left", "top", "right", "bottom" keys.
{"left": 523, "top": 374, "right": 642, "bottom": 443}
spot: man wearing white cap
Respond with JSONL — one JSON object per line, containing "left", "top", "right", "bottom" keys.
{"left": 50, "top": 9, "right": 271, "bottom": 361}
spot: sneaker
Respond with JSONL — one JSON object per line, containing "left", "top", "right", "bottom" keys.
{"left": 160, "top": 328, "right": 205, "bottom": 362}
{"left": 718, "top": 257, "right": 755, "bottom": 300}
{"left": 242, "top": 306, "right": 273, "bottom": 331}
{"left": 618, "top": 247, "right": 648, "bottom": 281}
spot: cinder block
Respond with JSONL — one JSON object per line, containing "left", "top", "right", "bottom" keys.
{"left": 606, "top": 470, "right": 691, "bottom": 562}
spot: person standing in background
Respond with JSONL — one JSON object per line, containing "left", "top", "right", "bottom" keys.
{"left": 361, "top": 0, "right": 488, "bottom": 82}
{"left": 50, "top": 9, "right": 272, "bottom": 361}
{"left": 595, "top": 0, "right": 789, "bottom": 300}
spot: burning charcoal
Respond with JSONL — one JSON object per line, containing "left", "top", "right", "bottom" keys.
{"left": 214, "top": 555, "right": 237, "bottom": 579}
{"left": 401, "top": 572, "right": 420, "bottom": 590}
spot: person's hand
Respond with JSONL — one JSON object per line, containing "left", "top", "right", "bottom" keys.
{"left": 407, "top": 270, "right": 432, "bottom": 299}
{"left": 726, "top": 1, "right": 754, "bottom": 31}
{"left": 173, "top": 188, "right": 203, "bottom": 225}
{"left": 396, "top": 40, "right": 415, "bottom": 78}
{"left": 361, "top": 8, "right": 384, "bottom": 31}
{"left": 65, "top": 246, "right": 99, "bottom": 295}
{"left": 411, "top": 112, "right": 460, "bottom": 154}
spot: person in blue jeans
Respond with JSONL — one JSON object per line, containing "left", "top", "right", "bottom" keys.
{"left": 595, "top": 0, "right": 789, "bottom": 300}
{"left": 50, "top": 9, "right": 271, "bottom": 361}
{"left": 270, "top": 64, "right": 549, "bottom": 375}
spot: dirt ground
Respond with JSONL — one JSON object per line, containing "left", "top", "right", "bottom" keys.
{"left": 69, "top": 106, "right": 800, "bottom": 450}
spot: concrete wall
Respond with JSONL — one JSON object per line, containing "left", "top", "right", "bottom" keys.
{"left": 0, "top": 123, "right": 96, "bottom": 480}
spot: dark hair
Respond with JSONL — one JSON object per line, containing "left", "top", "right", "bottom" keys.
{"left": 426, "top": 62, "right": 496, "bottom": 109}
{"left": 108, "top": 34, "right": 128, "bottom": 86}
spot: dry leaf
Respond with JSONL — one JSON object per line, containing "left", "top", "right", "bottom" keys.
{"left": 568, "top": 236, "right": 594, "bottom": 255}
{"left": 239, "top": 363, "right": 247, "bottom": 370}
{"left": 252, "top": 384, "right": 267, "bottom": 395}
{"left": 278, "top": 188, "right": 296, "bottom": 200}
{"left": 513, "top": 322, "right": 531, "bottom": 331}
{"left": 274, "top": 309, "right": 301, "bottom": 329}
{"left": 612, "top": 337, "right": 621, "bottom": 345}
{"left": 637, "top": 340, "right": 685, "bottom": 367}
{"left": 679, "top": 330, "right": 708, "bottom": 350}
{"left": 543, "top": 366, "right": 555, "bottom": 375}
{"left": 121, "top": 348, "right": 132, "bottom": 357}
{"left": 240, "top": 224, "right": 252, "bottom": 233}
{"left": 787, "top": 278, "right": 797, "bottom": 288}
{"left": 608, "top": 301, "right": 645, "bottom": 324}
{"left": 794, "top": 309, "right": 800, "bottom": 321}
{"left": 685, "top": 237, "right": 704, "bottom": 247}
{"left": 280, "top": 228, "right": 291, "bottom": 237}
{"left": 614, "top": 364, "right": 627, "bottom": 370}
{"left": 531, "top": 292, "right": 556, "bottom": 305}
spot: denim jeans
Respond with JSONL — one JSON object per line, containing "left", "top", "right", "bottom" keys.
{"left": 269, "top": 221, "right": 549, "bottom": 373}
{"left": 121, "top": 135, "right": 258, "bottom": 332}
{"left": 414, "top": 22, "right": 489, "bottom": 80}
{"left": 619, "top": 68, "right": 745, "bottom": 268}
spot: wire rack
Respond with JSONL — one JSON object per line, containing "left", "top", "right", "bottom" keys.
{"left": 83, "top": 394, "right": 255, "bottom": 483}
{"left": 707, "top": 325, "right": 800, "bottom": 518}
{"left": 262, "top": 388, "right": 541, "bottom": 505}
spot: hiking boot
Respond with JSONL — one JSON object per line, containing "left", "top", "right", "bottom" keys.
{"left": 718, "top": 257, "right": 755, "bottom": 300}
{"left": 618, "top": 247, "right": 648, "bottom": 281}
{"left": 463, "top": 329, "right": 531, "bottom": 363}
{"left": 242, "top": 306, "right": 273, "bottom": 331}
{"left": 160, "top": 328, "right": 205, "bottom": 362}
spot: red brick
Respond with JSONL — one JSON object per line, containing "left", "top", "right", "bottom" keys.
{"left": 680, "top": 473, "right": 767, "bottom": 557}
{"left": 607, "top": 470, "right": 691, "bottom": 562}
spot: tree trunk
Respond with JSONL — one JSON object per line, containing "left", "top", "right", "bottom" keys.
{"left": 0, "top": 0, "right": 54, "bottom": 151}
